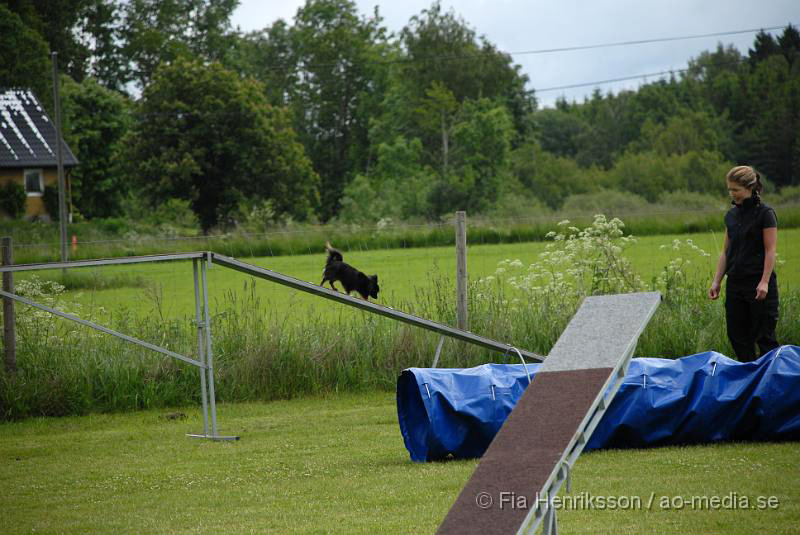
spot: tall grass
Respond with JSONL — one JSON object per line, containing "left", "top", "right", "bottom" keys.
{"left": 1, "top": 218, "right": 798, "bottom": 420}
{"left": 5, "top": 203, "right": 800, "bottom": 264}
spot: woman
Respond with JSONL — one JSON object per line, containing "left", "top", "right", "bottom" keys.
{"left": 708, "top": 165, "right": 779, "bottom": 362}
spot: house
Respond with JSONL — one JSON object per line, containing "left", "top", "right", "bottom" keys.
{"left": 0, "top": 89, "right": 78, "bottom": 220}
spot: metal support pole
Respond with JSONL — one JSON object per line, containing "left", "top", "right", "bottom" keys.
{"left": 201, "top": 253, "right": 218, "bottom": 436}
{"left": 51, "top": 52, "right": 68, "bottom": 265}
{"left": 455, "top": 211, "right": 468, "bottom": 331}
{"left": 431, "top": 335, "right": 446, "bottom": 368}
{"left": 193, "top": 259, "right": 209, "bottom": 436}
{"left": 543, "top": 499, "right": 558, "bottom": 535}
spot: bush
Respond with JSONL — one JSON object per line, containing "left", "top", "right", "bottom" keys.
{"left": 655, "top": 190, "right": 728, "bottom": 212}
{"left": 0, "top": 181, "right": 27, "bottom": 219}
{"left": 561, "top": 189, "right": 650, "bottom": 215}
{"left": 43, "top": 185, "right": 60, "bottom": 220}
{"left": 511, "top": 143, "right": 595, "bottom": 209}
{"left": 775, "top": 185, "right": 800, "bottom": 205}
{"left": 485, "top": 190, "right": 551, "bottom": 219}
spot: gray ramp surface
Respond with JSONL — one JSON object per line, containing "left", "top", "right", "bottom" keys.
{"left": 540, "top": 292, "right": 662, "bottom": 372}
{"left": 437, "top": 292, "right": 660, "bottom": 535}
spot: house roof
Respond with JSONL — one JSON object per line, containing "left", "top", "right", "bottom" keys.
{"left": 0, "top": 89, "right": 78, "bottom": 168}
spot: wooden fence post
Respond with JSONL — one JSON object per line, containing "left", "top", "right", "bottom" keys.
{"left": 2, "top": 236, "right": 16, "bottom": 374}
{"left": 455, "top": 211, "right": 468, "bottom": 331}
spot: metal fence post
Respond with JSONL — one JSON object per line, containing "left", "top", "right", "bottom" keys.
{"left": 201, "top": 253, "right": 218, "bottom": 437}
{"left": 455, "top": 211, "right": 468, "bottom": 331}
{"left": 2, "top": 237, "right": 16, "bottom": 374}
{"left": 193, "top": 258, "right": 209, "bottom": 436}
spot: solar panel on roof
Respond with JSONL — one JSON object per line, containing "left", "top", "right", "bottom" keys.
{"left": 0, "top": 89, "right": 78, "bottom": 168}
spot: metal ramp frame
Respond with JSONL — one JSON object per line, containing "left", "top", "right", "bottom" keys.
{"left": 437, "top": 291, "right": 661, "bottom": 535}
{"left": 0, "top": 251, "right": 544, "bottom": 439}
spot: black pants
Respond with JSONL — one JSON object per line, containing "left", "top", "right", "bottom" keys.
{"left": 725, "top": 274, "right": 779, "bottom": 362}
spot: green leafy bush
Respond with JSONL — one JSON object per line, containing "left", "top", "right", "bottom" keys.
{"left": 43, "top": 185, "right": 60, "bottom": 220}
{"left": 0, "top": 181, "right": 27, "bottom": 219}
{"left": 561, "top": 189, "right": 650, "bottom": 215}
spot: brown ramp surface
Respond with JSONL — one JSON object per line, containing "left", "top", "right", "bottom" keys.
{"left": 437, "top": 292, "right": 661, "bottom": 535}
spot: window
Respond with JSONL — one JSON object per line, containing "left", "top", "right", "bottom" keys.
{"left": 24, "top": 169, "right": 43, "bottom": 196}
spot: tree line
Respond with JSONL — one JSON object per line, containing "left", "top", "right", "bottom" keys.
{"left": 2, "top": 0, "right": 798, "bottom": 231}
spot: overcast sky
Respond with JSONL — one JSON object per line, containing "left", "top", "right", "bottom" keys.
{"left": 230, "top": 0, "right": 798, "bottom": 108}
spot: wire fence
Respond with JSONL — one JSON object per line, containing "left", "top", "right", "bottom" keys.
{"left": 2, "top": 203, "right": 799, "bottom": 265}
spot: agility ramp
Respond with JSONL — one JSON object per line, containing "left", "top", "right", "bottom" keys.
{"left": 437, "top": 291, "right": 661, "bottom": 535}
{"left": 0, "top": 251, "right": 542, "bottom": 439}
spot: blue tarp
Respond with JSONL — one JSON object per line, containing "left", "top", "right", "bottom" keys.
{"left": 396, "top": 345, "right": 800, "bottom": 462}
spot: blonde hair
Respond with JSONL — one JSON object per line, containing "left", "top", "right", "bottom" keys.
{"left": 726, "top": 165, "right": 764, "bottom": 198}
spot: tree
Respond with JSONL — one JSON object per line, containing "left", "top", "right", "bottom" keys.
{"left": 286, "top": 0, "right": 389, "bottom": 220}
{"left": 777, "top": 24, "right": 800, "bottom": 66}
{"left": 225, "top": 22, "right": 296, "bottom": 107}
{"left": 415, "top": 81, "right": 458, "bottom": 175}
{"left": 0, "top": 4, "right": 50, "bottom": 101}
{"left": 338, "top": 136, "right": 434, "bottom": 222}
{"left": 394, "top": 1, "right": 533, "bottom": 152}
{"left": 428, "top": 98, "right": 513, "bottom": 214}
{"left": 748, "top": 30, "right": 780, "bottom": 67}
{"left": 686, "top": 44, "right": 743, "bottom": 83}
{"left": 119, "top": 0, "right": 238, "bottom": 90}
{"left": 4, "top": 0, "right": 91, "bottom": 81}
{"left": 60, "top": 76, "right": 131, "bottom": 218}
{"left": 510, "top": 141, "right": 595, "bottom": 210}
{"left": 534, "top": 108, "right": 587, "bottom": 158}
{"left": 126, "top": 57, "right": 320, "bottom": 231}
{"left": 78, "top": 0, "right": 128, "bottom": 91}
{"left": 740, "top": 54, "right": 799, "bottom": 186}
{"left": 607, "top": 151, "right": 673, "bottom": 203}
{"left": 636, "top": 108, "right": 734, "bottom": 158}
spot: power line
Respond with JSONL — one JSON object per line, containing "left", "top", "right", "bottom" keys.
{"left": 119, "top": 24, "right": 793, "bottom": 110}
{"left": 254, "top": 23, "right": 793, "bottom": 74}
{"left": 508, "top": 25, "right": 789, "bottom": 57}
{"left": 536, "top": 68, "right": 689, "bottom": 93}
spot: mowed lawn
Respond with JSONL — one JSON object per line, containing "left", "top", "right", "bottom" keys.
{"left": 1, "top": 392, "right": 797, "bottom": 534}
{"left": 23, "top": 228, "right": 800, "bottom": 323}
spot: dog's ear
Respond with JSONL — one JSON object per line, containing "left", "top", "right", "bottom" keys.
{"left": 371, "top": 274, "right": 378, "bottom": 283}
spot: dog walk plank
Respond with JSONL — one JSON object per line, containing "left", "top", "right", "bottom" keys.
{"left": 437, "top": 292, "right": 661, "bottom": 535}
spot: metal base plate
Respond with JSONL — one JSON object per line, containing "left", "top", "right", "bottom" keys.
{"left": 186, "top": 433, "right": 240, "bottom": 441}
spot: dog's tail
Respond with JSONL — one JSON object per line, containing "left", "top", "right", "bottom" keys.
{"left": 325, "top": 241, "right": 343, "bottom": 265}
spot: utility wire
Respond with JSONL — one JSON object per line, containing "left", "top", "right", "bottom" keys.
{"left": 536, "top": 68, "right": 689, "bottom": 93}
{"left": 508, "top": 25, "right": 789, "bottom": 57}
{"left": 253, "top": 23, "right": 793, "bottom": 74}
{"left": 118, "top": 25, "right": 792, "bottom": 112}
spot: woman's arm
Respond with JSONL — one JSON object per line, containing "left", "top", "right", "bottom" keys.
{"left": 708, "top": 230, "right": 729, "bottom": 300}
{"left": 755, "top": 227, "right": 777, "bottom": 300}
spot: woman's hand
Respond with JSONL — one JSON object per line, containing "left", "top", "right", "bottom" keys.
{"left": 755, "top": 280, "right": 769, "bottom": 300}
{"left": 708, "top": 281, "right": 721, "bottom": 300}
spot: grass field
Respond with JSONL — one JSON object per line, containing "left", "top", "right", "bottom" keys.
{"left": 22, "top": 228, "right": 800, "bottom": 323}
{"left": 3, "top": 225, "right": 797, "bottom": 419}
{"left": 1, "top": 392, "right": 797, "bottom": 534}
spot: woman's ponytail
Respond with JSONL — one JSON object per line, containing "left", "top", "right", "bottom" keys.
{"left": 753, "top": 171, "right": 764, "bottom": 200}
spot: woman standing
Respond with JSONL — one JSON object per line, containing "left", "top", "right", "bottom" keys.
{"left": 708, "top": 166, "right": 779, "bottom": 362}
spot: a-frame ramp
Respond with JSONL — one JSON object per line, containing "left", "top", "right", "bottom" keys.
{"left": 437, "top": 292, "right": 661, "bottom": 535}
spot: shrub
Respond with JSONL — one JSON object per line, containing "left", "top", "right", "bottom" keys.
{"left": 43, "top": 185, "right": 60, "bottom": 220}
{"left": 775, "top": 185, "right": 800, "bottom": 205}
{"left": 0, "top": 181, "right": 27, "bottom": 219}
{"left": 656, "top": 190, "right": 728, "bottom": 212}
{"left": 561, "top": 189, "right": 650, "bottom": 216}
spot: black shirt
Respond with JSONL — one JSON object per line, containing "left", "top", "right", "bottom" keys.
{"left": 724, "top": 197, "right": 777, "bottom": 282}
